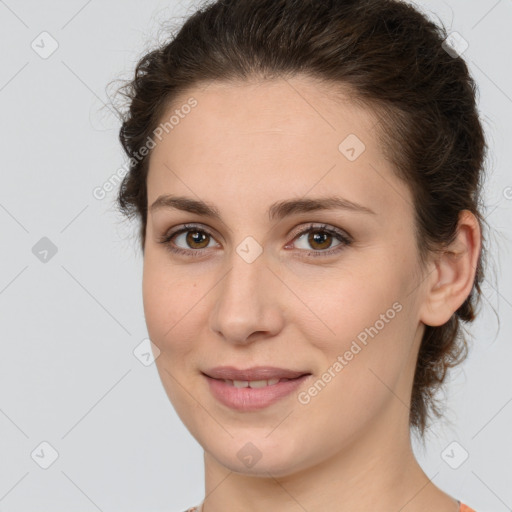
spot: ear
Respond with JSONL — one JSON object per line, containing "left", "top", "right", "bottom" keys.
{"left": 419, "top": 210, "right": 482, "bottom": 327}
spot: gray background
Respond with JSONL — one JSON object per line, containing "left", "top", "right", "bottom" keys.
{"left": 0, "top": 0, "right": 511, "bottom": 511}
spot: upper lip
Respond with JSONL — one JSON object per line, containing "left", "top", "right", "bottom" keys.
{"left": 203, "top": 366, "right": 311, "bottom": 381}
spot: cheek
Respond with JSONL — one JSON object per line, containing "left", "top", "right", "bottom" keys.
{"left": 142, "top": 265, "right": 168, "bottom": 345}
{"left": 291, "top": 263, "right": 414, "bottom": 393}
{"left": 142, "top": 261, "right": 204, "bottom": 415}
{"left": 290, "top": 262, "right": 403, "bottom": 345}
{"left": 142, "top": 256, "right": 208, "bottom": 357}
{"left": 142, "top": 255, "right": 183, "bottom": 349}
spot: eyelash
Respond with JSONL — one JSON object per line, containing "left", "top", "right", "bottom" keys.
{"left": 157, "top": 223, "right": 353, "bottom": 259}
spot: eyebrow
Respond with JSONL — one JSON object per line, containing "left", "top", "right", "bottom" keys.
{"left": 150, "top": 194, "right": 376, "bottom": 222}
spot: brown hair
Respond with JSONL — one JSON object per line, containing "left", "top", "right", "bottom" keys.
{"left": 113, "top": 0, "right": 489, "bottom": 438}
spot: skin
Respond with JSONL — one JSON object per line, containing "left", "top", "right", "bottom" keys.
{"left": 142, "top": 76, "right": 481, "bottom": 512}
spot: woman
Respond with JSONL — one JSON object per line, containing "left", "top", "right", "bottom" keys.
{"left": 115, "top": 0, "right": 487, "bottom": 510}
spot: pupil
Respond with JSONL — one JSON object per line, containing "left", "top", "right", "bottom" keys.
{"left": 188, "top": 231, "right": 208, "bottom": 248}
{"left": 310, "top": 231, "right": 331, "bottom": 249}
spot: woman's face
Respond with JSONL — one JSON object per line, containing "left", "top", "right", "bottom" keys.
{"left": 143, "top": 76, "right": 430, "bottom": 476}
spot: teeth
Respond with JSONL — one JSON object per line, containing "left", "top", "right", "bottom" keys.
{"left": 245, "top": 379, "right": 266, "bottom": 388}
{"left": 226, "top": 378, "right": 281, "bottom": 388}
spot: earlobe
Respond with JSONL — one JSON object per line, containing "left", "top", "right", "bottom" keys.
{"left": 419, "top": 210, "right": 481, "bottom": 327}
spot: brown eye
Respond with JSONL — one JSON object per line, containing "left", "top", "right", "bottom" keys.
{"left": 288, "top": 223, "right": 352, "bottom": 258}
{"left": 158, "top": 224, "right": 219, "bottom": 256}
{"left": 159, "top": 223, "right": 352, "bottom": 259}
{"left": 307, "top": 230, "right": 334, "bottom": 250}
{"left": 184, "top": 229, "right": 210, "bottom": 249}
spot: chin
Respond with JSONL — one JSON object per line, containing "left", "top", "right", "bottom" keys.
{"left": 205, "top": 435, "right": 307, "bottom": 478}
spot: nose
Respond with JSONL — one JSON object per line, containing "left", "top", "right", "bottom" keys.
{"left": 209, "top": 250, "right": 285, "bottom": 345}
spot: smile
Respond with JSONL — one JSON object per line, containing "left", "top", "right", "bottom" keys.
{"left": 204, "top": 374, "right": 311, "bottom": 411}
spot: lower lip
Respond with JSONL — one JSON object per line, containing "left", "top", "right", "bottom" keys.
{"left": 204, "top": 374, "right": 311, "bottom": 411}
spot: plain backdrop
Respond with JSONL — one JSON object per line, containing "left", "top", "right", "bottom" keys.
{"left": 0, "top": 0, "right": 511, "bottom": 511}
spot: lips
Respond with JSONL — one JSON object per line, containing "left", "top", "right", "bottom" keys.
{"left": 203, "top": 368, "right": 312, "bottom": 411}
{"left": 203, "top": 365, "right": 310, "bottom": 381}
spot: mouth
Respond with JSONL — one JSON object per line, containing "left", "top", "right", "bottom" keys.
{"left": 202, "top": 365, "right": 311, "bottom": 381}
{"left": 202, "top": 367, "right": 312, "bottom": 411}
{"left": 212, "top": 376, "right": 304, "bottom": 388}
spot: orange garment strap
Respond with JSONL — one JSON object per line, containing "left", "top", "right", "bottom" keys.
{"left": 460, "top": 503, "right": 477, "bottom": 512}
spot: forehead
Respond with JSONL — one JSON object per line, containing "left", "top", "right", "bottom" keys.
{"left": 160, "top": 77, "right": 378, "bottom": 149}
{"left": 146, "top": 76, "right": 413, "bottom": 221}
